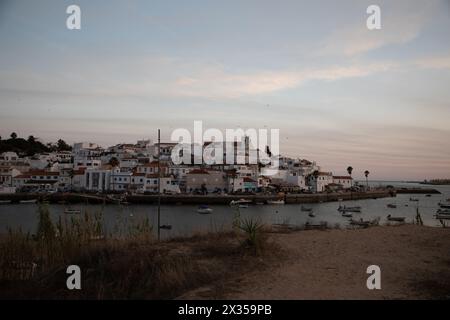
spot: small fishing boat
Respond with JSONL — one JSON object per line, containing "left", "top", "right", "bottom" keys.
{"left": 267, "top": 199, "right": 285, "bottom": 205}
{"left": 301, "top": 205, "right": 313, "bottom": 212}
{"left": 387, "top": 214, "right": 405, "bottom": 222}
{"left": 342, "top": 212, "right": 353, "bottom": 217}
{"left": 436, "top": 209, "right": 450, "bottom": 215}
{"left": 409, "top": 197, "right": 419, "bottom": 201}
{"left": 350, "top": 219, "right": 371, "bottom": 227}
{"left": 197, "top": 205, "right": 213, "bottom": 214}
{"left": 435, "top": 214, "right": 450, "bottom": 220}
{"left": 0, "top": 200, "right": 12, "bottom": 204}
{"left": 230, "top": 199, "right": 252, "bottom": 206}
{"left": 438, "top": 202, "right": 450, "bottom": 209}
{"left": 160, "top": 224, "right": 172, "bottom": 230}
{"left": 308, "top": 211, "right": 315, "bottom": 218}
{"left": 20, "top": 199, "right": 38, "bottom": 204}
{"left": 64, "top": 208, "right": 81, "bottom": 214}
{"left": 387, "top": 204, "right": 397, "bottom": 208}
{"left": 338, "top": 205, "right": 361, "bottom": 213}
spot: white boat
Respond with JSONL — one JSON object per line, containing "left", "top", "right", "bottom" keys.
{"left": 338, "top": 205, "right": 361, "bottom": 213}
{"left": 230, "top": 199, "right": 252, "bottom": 206}
{"left": 20, "top": 199, "right": 38, "bottom": 204}
{"left": 308, "top": 212, "right": 315, "bottom": 218}
{"left": 64, "top": 208, "right": 81, "bottom": 214}
{"left": 438, "top": 202, "right": 450, "bottom": 209}
{"left": 342, "top": 212, "right": 353, "bottom": 217}
{"left": 387, "top": 214, "right": 405, "bottom": 222}
{"left": 267, "top": 199, "right": 285, "bottom": 205}
{"left": 301, "top": 205, "right": 313, "bottom": 212}
{"left": 0, "top": 200, "right": 12, "bottom": 204}
{"left": 435, "top": 214, "right": 450, "bottom": 220}
{"left": 197, "top": 205, "right": 213, "bottom": 214}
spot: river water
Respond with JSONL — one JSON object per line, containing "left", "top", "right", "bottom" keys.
{"left": 1, "top": 181, "right": 449, "bottom": 238}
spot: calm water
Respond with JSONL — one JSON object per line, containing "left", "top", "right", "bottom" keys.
{"left": 1, "top": 181, "right": 449, "bottom": 239}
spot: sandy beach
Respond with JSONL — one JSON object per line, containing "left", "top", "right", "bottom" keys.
{"left": 181, "top": 225, "right": 450, "bottom": 300}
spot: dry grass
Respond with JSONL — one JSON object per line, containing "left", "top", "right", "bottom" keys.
{"left": 0, "top": 205, "right": 283, "bottom": 299}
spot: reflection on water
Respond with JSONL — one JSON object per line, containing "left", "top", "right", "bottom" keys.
{"left": 1, "top": 181, "right": 449, "bottom": 239}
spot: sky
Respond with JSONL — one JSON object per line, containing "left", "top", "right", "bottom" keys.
{"left": 0, "top": 0, "right": 449, "bottom": 180}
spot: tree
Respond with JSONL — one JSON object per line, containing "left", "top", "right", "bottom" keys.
{"left": 27, "top": 135, "right": 36, "bottom": 144}
{"left": 347, "top": 166, "right": 353, "bottom": 187}
{"left": 10, "top": 132, "right": 17, "bottom": 140}
{"left": 57, "top": 139, "right": 71, "bottom": 151}
{"left": 364, "top": 170, "right": 370, "bottom": 189}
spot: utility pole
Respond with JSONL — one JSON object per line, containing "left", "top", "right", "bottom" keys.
{"left": 157, "top": 129, "right": 161, "bottom": 241}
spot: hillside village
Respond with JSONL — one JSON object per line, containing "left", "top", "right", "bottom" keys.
{"left": 0, "top": 137, "right": 356, "bottom": 195}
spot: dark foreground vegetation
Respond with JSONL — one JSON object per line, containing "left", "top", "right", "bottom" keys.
{"left": 0, "top": 205, "right": 281, "bottom": 299}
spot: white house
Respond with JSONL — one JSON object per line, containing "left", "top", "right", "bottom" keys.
{"left": 307, "top": 172, "right": 334, "bottom": 193}
{"left": 141, "top": 174, "right": 180, "bottom": 194}
{"left": 0, "top": 166, "right": 21, "bottom": 186}
{"left": 332, "top": 176, "right": 353, "bottom": 189}
{"left": 84, "top": 166, "right": 112, "bottom": 192}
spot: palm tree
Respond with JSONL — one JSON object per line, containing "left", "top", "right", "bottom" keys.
{"left": 364, "top": 170, "right": 370, "bottom": 189}
{"left": 347, "top": 166, "right": 353, "bottom": 187}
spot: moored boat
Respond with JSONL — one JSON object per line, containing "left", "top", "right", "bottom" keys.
{"left": 197, "top": 205, "right": 213, "bottom": 214}
{"left": 308, "top": 211, "right": 315, "bottom": 218}
{"left": 230, "top": 199, "right": 252, "bottom": 206}
{"left": 387, "top": 214, "right": 405, "bottom": 222}
{"left": 64, "top": 208, "right": 81, "bottom": 214}
{"left": 338, "top": 205, "right": 361, "bottom": 213}
{"left": 350, "top": 219, "right": 370, "bottom": 227}
{"left": 0, "top": 200, "right": 12, "bottom": 204}
{"left": 436, "top": 209, "right": 450, "bottom": 215}
{"left": 342, "top": 212, "right": 353, "bottom": 217}
{"left": 387, "top": 204, "right": 397, "bottom": 208}
{"left": 435, "top": 214, "right": 450, "bottom": 220}
{"left": 20, "top": 199, "right": 38, "bottom": 204}
{"left": 267, "top": 199, "right": 285, "bottom": 205}
{"left": 301, "top": 205, "right": 313, "bottom": 212}
{"left": 409, "top": 197, "right": 419, "bottom": 201}
{"left": 438, "top": 202, "right": 450, "bottom": 209}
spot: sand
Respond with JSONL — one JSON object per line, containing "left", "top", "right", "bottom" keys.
{"left": 180, "top": 225, "right": 450, "bottom": 300}
{"left": 226, "top": 225, "right": 450, "bottom": 299}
